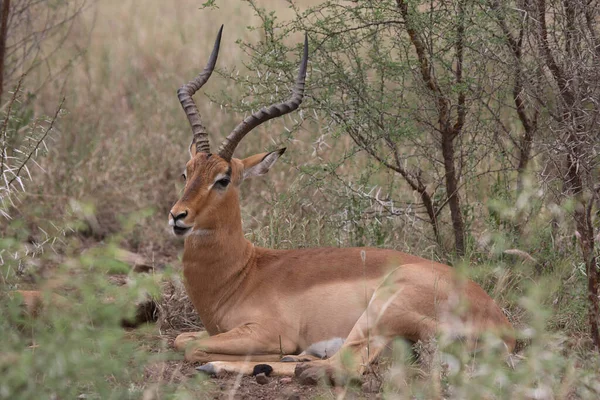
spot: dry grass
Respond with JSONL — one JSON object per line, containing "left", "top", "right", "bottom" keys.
{"left": 155, "top": 276, "right": 202, "bottom": 338}
{"left": 18, "top": 0, "right": 330, "bottom": 247}
{"left": 3, "top": 0, "right": 599, "bottom": 398}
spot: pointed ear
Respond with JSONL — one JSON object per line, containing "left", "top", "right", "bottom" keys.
{"left": 189, "top": 140, "right": 198, "bottom": 159}
{"left": 241, "top": 148, "right": 286, "bottom": 180}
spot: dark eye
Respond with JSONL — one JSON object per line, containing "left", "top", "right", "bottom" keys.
{"left": 181, "top": 173, "right": 187, "bottom": 181}
{"left": 214, "top": 177, "right": 230, "bottom": 189}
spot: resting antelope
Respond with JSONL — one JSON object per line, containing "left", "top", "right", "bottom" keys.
{"left": 169, "top": 26, "right": 515, "bottom": 382}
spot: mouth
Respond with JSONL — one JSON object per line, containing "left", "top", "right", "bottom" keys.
{"left": 172, "top": 225, "right": 192, "bottom": 236}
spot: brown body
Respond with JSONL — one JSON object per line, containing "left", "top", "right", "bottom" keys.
{"left": 169, "top": 29, "right": 514, "bottom": 380}
{"left": 170, "top": 153, "right": 514, "bottom": 379}
{"left": 184, "top": 242, "right": 512, "bottom": 351}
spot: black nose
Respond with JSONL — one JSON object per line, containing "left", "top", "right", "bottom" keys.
{"left": 170, "top": 210, "right": 188, "bottom": 221}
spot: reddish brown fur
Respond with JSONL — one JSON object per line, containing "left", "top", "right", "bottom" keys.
{"left": 170, "top": 151, "right": 515, "bottom": 378}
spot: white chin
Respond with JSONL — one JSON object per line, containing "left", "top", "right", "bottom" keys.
{"left": 191, "top": 228, "right": 211, "bottom": 237}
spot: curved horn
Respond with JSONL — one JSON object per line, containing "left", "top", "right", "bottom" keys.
{"left": 218, "top": 33, "right": 308, "bottom": 161}
{"left": 177, "top": 25, "right": 223, "bottom": 154}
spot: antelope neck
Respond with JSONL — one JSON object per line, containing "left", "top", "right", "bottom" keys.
{"left": 181, "top": 212, "right": 255, "bottom": 327}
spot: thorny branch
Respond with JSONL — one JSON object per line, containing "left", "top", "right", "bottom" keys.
{"left": 7, "top": 97, "right": 63, "bottom": 187}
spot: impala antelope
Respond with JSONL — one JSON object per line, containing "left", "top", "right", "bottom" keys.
{"left": 169, "top": 26, "right": 515, "bottom": 383}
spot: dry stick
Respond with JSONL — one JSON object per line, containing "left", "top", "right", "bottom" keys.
{"left": 7, "top": 96, "right": 64, "bottom": 187}
{"left": 279, "top": 335, "right": 283, "bottom": 358}
{"left": 0, "top": 0, "right": 10, "bottom": 104}
{"left": 361, "top": 250, "right": 369, "bottom": 364}
{"left": 445, "top": 0, "right": 467, "bottom": 256}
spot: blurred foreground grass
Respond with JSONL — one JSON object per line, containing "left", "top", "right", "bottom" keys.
{"left": 1, "top": 0, "right": 600, "bottom": 398}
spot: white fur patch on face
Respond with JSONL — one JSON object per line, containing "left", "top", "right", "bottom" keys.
{"left": 169, "top": 217, "right": 191, "bottom": 229}
{"left": 190, "top": 228, "right": 212, "bottom": 237}
{"left": 301, "top": 337, "right": 345, "bottom": 359}
{"left": 207, "top": 173, "right": 230, "bottom": 191}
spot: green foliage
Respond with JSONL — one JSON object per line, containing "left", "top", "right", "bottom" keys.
{"left": 0, "top": 208, "right": 208, "bottom": 399}
{"left": 0, "top": 243, "right": 159, "bottom": 398}
{"left": 1, "top": 286, "right": 136, "bottom": 399}
{"left": 221, "top": 0, "right": 541, "bottom": 259}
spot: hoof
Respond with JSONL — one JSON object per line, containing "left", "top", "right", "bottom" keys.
{"left": 281, "top": 355, "right": 315, "bottom": 362}
{"left": 196, "top": 363, "right": 217, "bottom": 376}
{"left": 295, "top": 364, "right": 328, "bottom": 386}
{"left": 294, "top": 362, "right": 313, "bottom": 376}
{"left": 294, "top": 362, "right": 361, "bottom": 387}
{"left": 252, "top": 364, "right": 273, "bottom": 376}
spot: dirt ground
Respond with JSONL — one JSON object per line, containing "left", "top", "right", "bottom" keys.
{"left": 206, "top": 373, "right": 381, "bottom": 400}
{"left": 138, "top": 332, "right": 386, "bottom": 399}
{"left": 145, "top": 359, "right": 383, "bottom": 399}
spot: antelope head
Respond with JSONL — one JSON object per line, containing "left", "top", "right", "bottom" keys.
{"left": 169, "top": 26, "right": 308, "bottom": 237}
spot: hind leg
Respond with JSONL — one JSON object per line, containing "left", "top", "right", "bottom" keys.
{"left": 296, "top": 280, "right": 438, "bottom": 385}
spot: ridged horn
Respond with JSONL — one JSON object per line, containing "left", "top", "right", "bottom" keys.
{"left": 218, "top": 33, "right": 308, "bottom": 161}
{"left": 177, "top": 25, "right": 223, "bottom": 154}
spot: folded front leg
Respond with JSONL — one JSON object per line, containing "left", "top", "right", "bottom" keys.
{"left": 174, "top": 331, "right": 209, "bottom": 351}
{"left": 183, "top": 323, "right": 296, "bottom": 363}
